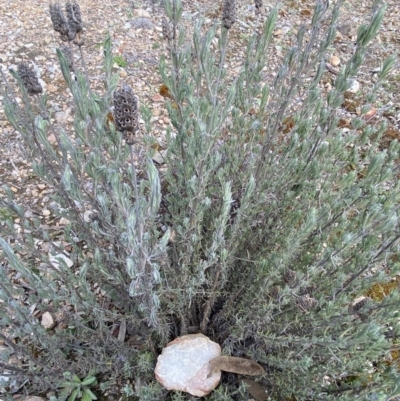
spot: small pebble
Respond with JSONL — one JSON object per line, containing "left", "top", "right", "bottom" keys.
{"left": 329, "top": 55, "right": 340, "bottom": 67}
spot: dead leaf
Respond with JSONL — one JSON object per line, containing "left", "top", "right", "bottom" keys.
{"left": 282, "top": 115, "right": 295, "bottom": 134}
{"left": 338, "top": 118, "right": 351, "bottom": 128}
{"left": 300, "top": 9, "right": 312, "bottom": 17}
{"left": 208, "top": 356, "right": 265, "bottom": 377}
{"left": 105, "top": 112, "right": 114, "bottom": 129}
{"left": 363, "top": 107, "right": 377, "bottom": 119}
{"left": 379, "top": 126, "right": 400, "bottom": 150}
{"left": 159, "top": 84, "right": 174, "bottom": 100}
{"left": 241, "top": 378, "right": 269, "bottom": 401}
{"left": 29, "top": 303, "right": 37, "bottom": 315}
{"left": 127, "top": 335, "right": 146, "bottom": 349}
{"left": 150, "top": 141, "right": 161, "bottom": 151}
{"left": 118, "top": 320, "right": 126, "bottom": 342}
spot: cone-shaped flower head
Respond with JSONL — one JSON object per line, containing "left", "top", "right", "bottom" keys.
{"left": 65, "top": 1, "right": 83, "bottom": 34}
{"left": 49, "top": 2, "right": 75, "bottom": 40}
{"left": 349, "top": 296, "right": 369, "bottom": 313}
{"left": 296, "top": 294, "right": 318, "bottom": 311}
{"left": 50, "top": 3, "right": 67, "bottom": 33}
{"left": 50, "top": 2, "right": 75, "bottom": 41}
{"left": 269, "top": 285, "right": 281, "bottom": 299}
{"left": 113, "top": 86, "right": 139, "bottom": 145}
{"left": 17, "top": 62, "right": 42, "bottom": 95}
{"left": 283, "top": 269, "right": 297, "bottom": 286}
{"left": 222, "top": 0, "right": 236, "bottom": 29}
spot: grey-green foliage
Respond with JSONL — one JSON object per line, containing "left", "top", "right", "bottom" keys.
{"left": 1, "top": 0, "right": 400, "bottom": 400}
{"left": 58, "top": 373, "right": 97, "bottom": 401}
{"left": 1, "top": 33, "right": 169, "bottom": 394}
{"left": 156, "top": 0, "right": 400, "bottom": 399}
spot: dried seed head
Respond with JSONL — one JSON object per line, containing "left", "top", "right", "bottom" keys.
{"left": 349, "top": 296, "right": 369, "bottom": 313}
{"left": 65, "top": 1, "right": 83, "bottom": 34}
{"left": 50, "top": 3, "right": 67, "bottom": 33}
{"left": 296, "top": 294, "right": 318, "bottom": 312}
{"left": 269, "top": 285, "right": 281, "bottom": 300}
{"left": 254, "top": 0, "right": 262, "bottom": 14}
{"left": 113, "top": 86, "right": 139, "bottom": 145}
{"left": 50, "top": 2, "right": 75, "bottom": 41}
{"left": 283, "top": 269, "right": 297, "bottom": 286}
{"left": 50, "top": 3, "right": 70, "bottom": 35}
{"left": 222, "top": 0, "right": 236, "bottom": 30}
{"left": 162, "top": 17, "right": 172, "bottom": 41}
{"left": 17, "top": 62, "right": 42, "bottom": 95}
{"left": 60, "top": 45, "right": 74, "bottom": 70}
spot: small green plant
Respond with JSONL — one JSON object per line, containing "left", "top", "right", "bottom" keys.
{"left": 122, "top": 384, "right": 135, "bottom": 398}
{"left": 126, "top": 7, "right": 133, "bottom": 19}
{"left": 152, "top": 42, "right": 161, "bottom": 50}
{"left": 113, "top": 55, "right": 128, "bottom": 67}
{"left": 59, "top": 373, "right": 98, "bottom": 401}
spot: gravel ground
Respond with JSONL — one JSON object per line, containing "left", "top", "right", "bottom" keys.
{"left": 0, "top": 0, "right": 399, "bottom": 210}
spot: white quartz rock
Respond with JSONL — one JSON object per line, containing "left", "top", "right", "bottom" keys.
{"left": 155, "top": 333, "right": 221, "bottom": 397}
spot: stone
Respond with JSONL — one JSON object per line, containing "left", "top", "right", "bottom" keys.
{"left": 41, "top": 312, "right": 56, "bottom": 329}
{"left": 130, "top": 18, "right": 154, "bottom": 30}
{"left": 329, "top": 55, "right": 340, "bottom": 67}
{"left": 347, "top": 80, "right": 360, "bottom": 93}
{"left": 49, "top": 253, "right": 73, "bottom": 269}
{"left": 155, "top": 334, "right": 221, "bottom": 397}
{"left": 334, "top": 31, "right": 343, "bottom": 41}
{"left": 46, "top": 84, "right": 57, "bottom": 93}
{"left": 151, "top": 94, "right": 164, "bottom": 102}
{"left": 127, "top": 30, "right": 137, "bottom": 39}
{"left": 0, "top": 374, "right": 10, "bottom": 393}
{"left": 133, "top": 9, "right": 151, "bottom": 19}
{"left": 55, "top": 111, "right": 68, "bottom": 123}
{"left": 152, "top": 150, "right": 167, "bottom": 165}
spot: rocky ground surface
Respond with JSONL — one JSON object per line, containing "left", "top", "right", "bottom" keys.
{"left": 0, "top": 0, "right": 400, "bottom": 399}
{"left": 0, "top": 0, "right": 399, "bottom": 210}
